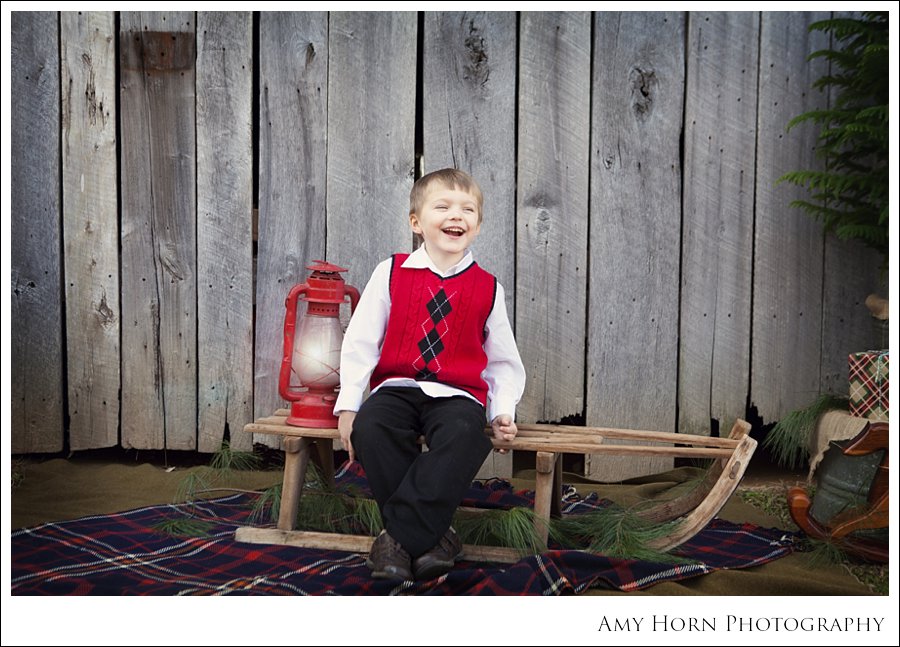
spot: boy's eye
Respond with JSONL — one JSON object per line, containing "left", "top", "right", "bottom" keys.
{"left": 435, "top": 205, "right": 447, "bottom": 210}
{"left": 463, "top": 207, "right": 475, "bottom": 213}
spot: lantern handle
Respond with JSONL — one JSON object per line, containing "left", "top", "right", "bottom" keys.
{"left": 345, "top": 285, "right": 360, "bottom": 313}
{"left": 279, "top": 282, "right": 310, "bottom": 402}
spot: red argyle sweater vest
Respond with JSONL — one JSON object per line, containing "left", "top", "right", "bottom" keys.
{"left": 370, "top": 254, "right": 497, "bottom": 406}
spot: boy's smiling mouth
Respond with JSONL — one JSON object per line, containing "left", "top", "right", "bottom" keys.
{"left": 442, "top": 227, "right": 465, "bottom": 238}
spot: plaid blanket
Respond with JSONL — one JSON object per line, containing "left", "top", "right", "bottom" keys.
{"left": 11, "top": 463, "right": 795, "bottom": 595}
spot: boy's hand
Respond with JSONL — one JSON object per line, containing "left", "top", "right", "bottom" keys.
{"left": 338, "top": 411, "right": 357, "bottom": 463}
{"left": 491, "top": 414, "right": 517, "bottom": 454}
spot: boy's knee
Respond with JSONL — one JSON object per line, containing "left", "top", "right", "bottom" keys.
{"left": 449, "top": 412, "right": 492, "bottom": 451}
{"left": 470, "top": 425, "right": 493, "bottom": 454}
{"left": 349, "top": 404, "right": 399, "bottom": 453}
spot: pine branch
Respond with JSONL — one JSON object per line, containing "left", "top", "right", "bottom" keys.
{"left": 778, "top": 11, "right": 888, "bottom": 262}
{"left": 763, "top": 394, "right": 849, "bottom": 470}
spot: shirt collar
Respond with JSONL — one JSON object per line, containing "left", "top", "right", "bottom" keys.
{"left": 402, "top": 245, "right": 474, "bottom": 277}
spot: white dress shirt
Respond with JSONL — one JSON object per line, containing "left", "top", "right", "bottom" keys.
{"left": 334, "top": 245, "right": 525, "bottom": 421}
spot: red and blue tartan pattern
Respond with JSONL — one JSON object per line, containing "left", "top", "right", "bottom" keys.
{"left": 12, "top": 463, "right": 795, "bottom": 596}
{"left": 848, "top": 350, "right": 889, "bottom": 422}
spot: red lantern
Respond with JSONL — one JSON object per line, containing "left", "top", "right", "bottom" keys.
{"left": 279, "top": 261, "right": 359, "bottom": 427}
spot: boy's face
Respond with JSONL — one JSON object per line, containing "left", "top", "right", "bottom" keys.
{"left": 410, "top": 185, "right": 481, "bottom": 265}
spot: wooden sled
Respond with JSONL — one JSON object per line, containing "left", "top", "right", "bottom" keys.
{"left": 786, "top": 421, "right": 888, "bottom": 563}
{"left": 234, "top": 411, "right": 756, "bottom": 562}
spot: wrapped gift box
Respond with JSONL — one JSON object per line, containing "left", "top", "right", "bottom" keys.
{"left": 848, "top": 350, "right": 889, "bottom": 421}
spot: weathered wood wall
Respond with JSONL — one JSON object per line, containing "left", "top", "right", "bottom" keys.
{"left": 61, "top": 12, "right": 120, "bottom": 451}
{"left": 11, "top": 11, "right": 887, "bottom": 481}
{"left": 255, "top": 12, "right": 329, "bottom": 434}
{"left": 12, "top": 12, "right": 64, "bottom": 454}
{"left": 679, "top": 12, "right": 758, "bottom": 440}
{"left": 752, "top": 12, "right": 831, "bottom": 424}
{"left": 588, "top": 12, "right": 684, "bottom": 480}
{"left": 518, "top": 12, "right": 590, "bottom": 429}
{"left": 120, "top": 11, "right": 197, "bottom": 450}
{"left": 196, "top": 12, "right": 254, "bottom": 452}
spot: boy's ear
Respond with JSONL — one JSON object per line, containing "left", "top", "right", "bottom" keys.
{"left": 409, "top": 213, "right": 422, "bottom": 234}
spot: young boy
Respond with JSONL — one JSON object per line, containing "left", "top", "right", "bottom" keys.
{"left": 334, "top": 168, "right": 526, "bottom": 581}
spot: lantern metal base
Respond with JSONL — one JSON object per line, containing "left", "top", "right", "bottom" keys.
{"left": 285, "top": 392, "right": 339, "bottom": 428}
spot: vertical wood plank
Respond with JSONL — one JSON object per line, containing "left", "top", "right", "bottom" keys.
{"left": 516, "top": 12, "right": 590, "bottom": 425}
{"left": 197, "top": 12, "right": 254, "bottom": 452}
{"left": 61, "top": 11, "right": 119, "bottom": 450}
{"left": 752, "top": 12, "right": 830, "bottom": 422}
{"left": 678, "top": 12, "right": 760, "bottom": 436}
{"left": 422, "top": 11, "right": 516, "bottom": 315}
{"left": 255, "top": 13, "right": 328, "bottom": 430}
{"left": 325, "top": 12, "right": 416, "bottom": 288}
{"left": 120, "top": 11, "right": 197, "bottom": 450}
{"left": 587, "top": 12, "right": 684, "bottom": 480}
{"left": 11, "top": 12, "right": 64, "bottom": 453}
{"left": 422, "top": 11, "right": 517, "bottom": 478}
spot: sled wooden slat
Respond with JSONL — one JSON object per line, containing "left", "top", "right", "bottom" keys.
{"left": 234, "top": 527, "right": 526, "bottom": 564}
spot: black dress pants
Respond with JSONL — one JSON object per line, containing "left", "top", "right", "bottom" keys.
{"left": 352, "top": 386, "right": 492, "bottom": 558}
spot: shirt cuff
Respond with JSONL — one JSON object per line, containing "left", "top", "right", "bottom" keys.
{"left": 333, "top": 389, "right": 363, "bottom": 416}
{"left": 488, "top": 397, "right": 517, "bottom": 423}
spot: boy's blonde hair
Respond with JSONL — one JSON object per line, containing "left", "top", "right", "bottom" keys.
{"left": 409, "top": 168, "right": 484, "bottom": 222}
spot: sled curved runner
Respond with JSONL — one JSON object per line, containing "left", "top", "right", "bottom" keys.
{"left": 235, "top": 412, "right": 756, "bottom": 561}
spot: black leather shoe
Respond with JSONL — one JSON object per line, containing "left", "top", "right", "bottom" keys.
{"left": 413, "top": 527, "right": 462, "bottom": 580}
{"left": 366, "top": 530, "right": 413, "bottom": 581}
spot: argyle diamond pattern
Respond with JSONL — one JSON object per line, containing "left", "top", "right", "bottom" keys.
{"left": 414, "top": 287, "right": 452, "bottom": 380}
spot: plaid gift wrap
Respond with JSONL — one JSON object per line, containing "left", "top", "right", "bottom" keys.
{"left": 848, "top": 350, "right": 889, "bottom": 421}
